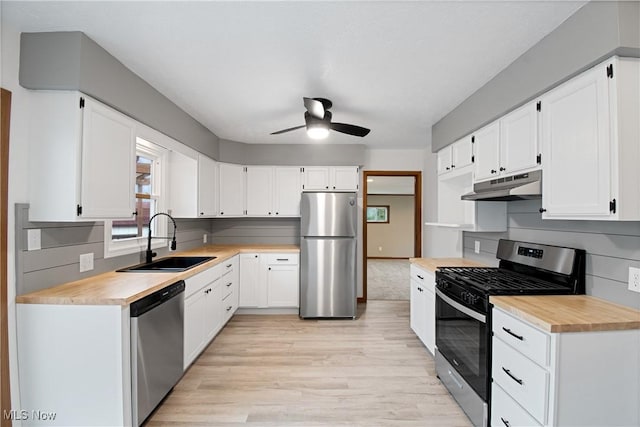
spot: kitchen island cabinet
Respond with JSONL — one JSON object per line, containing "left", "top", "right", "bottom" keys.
{"left": 490, "top": 295, "right": 640, "bottom": 427}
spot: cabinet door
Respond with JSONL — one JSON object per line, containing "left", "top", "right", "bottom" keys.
{"left": 274, "top": 167, "right": 302, "bottom": 216}
{"left": 80, "top": 97, "right": 136, "bottom": 218}
{"left": 246, "top": 166, "right": 274, "bottom": 216}
{"left": 452, "top": 136, "right": 473, "bottom": 170}
{"left": 218, "top": 163, "right": 246, "bottom": 216}
{"left": 204, "top": 282, "right": 222, "bottom": 343}
{"left": 198, "top": 155, "right": 217, "bottom": 217}
{"left": 239, "top": 254, "right": 262, "bottom": 307}
{"left": 410, "top": 279, "right": 422, "bottom": 337}
{"left": 437, "top": 147, "right": 453, "bottom": 175}
{"left": 332, "top": 166, "right": 359, "bottom": 191}
{"left": 541, "top": 64, "right": 611, "bottom": 217}
{"left": 168, "top": 151, "right": 198, "bottom": 218}
{"left": 500, "top": 101, "right": 539, "bottom": 175}
{"left": 184, "top": 290, "right": 206, "bottom": 369}
{"left": 473, "top": 121, "right": 500, "bottom": 182}
{"left": 303, "top": 167, "right": 330, "bottom": 190}
{"left": 266, "top": 264, "right": 299, "bottom": 307}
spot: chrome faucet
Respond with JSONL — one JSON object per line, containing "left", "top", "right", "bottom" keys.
{"left": 146, "top": 212, "right": 177, "bottom": 264}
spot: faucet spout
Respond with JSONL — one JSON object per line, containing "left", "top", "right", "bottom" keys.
{"left": 146, "top": 212, "right": 177, "bottom": 264}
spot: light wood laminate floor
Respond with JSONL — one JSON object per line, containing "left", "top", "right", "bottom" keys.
{"left": 146, "top": 301, "right": 472, "bottom": 427}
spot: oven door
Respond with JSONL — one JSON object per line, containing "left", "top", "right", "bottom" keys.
{"left": 435, "top": 288, "right": 488, "bottom": 400}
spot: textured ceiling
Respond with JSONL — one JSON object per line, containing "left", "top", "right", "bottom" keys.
{"left": 2, "top": 1, "right": 586, "bottom": 148}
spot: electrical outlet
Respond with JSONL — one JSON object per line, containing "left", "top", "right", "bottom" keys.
{"left": 27, "top": 229, "right": 41, "bottom": 251}
{"left": 474, "top": 240, "right": 480, "bottom": 254}
{"left": 629, "top": 267, "right": 640, "bottom": 293}
{"left": 79, "top": 253, "right": 94, "bottom": 273}
{"left": 203, "top": 234, "right": 208, "bottom": 244}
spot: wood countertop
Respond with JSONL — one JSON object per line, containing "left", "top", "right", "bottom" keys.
{"left": 409, "top": 257, "right": 486, "bottom": 273}
{"left": 16, "top": 244, "right": 299, "bottom": 307}
{"left": 491, "top": 295, "right": 640, "bottom": 333}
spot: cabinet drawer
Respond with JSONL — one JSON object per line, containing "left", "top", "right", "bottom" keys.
{"left": 493, "top": 308, "right": 549, "bottom": 366}
{"left": 492, "top": 337, "right": 549, "bottom": 424}
{"left": 221, "top": 277, "right": 236, "bottom": 300}
{"left": 184, "top": 264, "right": 222, "bottom": 297}
{"left": 221, "top": 256, "right": 238, "bottom": 274}
{"left": 410, "top": 265, "right": 430, "bottom": 283}
{"left": 491, "top": 383, "right": 542, "bottom": 427}
{"left": 264, "top": 253, "right": 299, "bottom": 265}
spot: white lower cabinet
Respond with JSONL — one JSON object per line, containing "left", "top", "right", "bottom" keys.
{"left": 183, "top": 256, "right": 239, "bottom": 370}
{"left": 409, "top": 265, "right": 435, "bottom": 354}
{"left": 491, "top": 306, "right": 640, "bottom": 427}
{"left": 239, "top": 253, "right": 299, "bottom": 308}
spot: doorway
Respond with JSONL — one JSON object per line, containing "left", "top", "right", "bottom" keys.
{"left": 362, "top": 171, "right": 422, "bottom": 302}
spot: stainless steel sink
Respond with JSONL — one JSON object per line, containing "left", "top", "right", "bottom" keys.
{"left": 117, "top": 256, "right": 216, "bottom": 272}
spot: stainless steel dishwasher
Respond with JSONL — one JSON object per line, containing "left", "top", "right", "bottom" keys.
{"left": 130, "top": 280, "right": 185, "bottom": 426}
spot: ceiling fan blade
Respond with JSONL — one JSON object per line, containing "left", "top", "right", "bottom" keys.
{"left": 270, "top": 125, "right": 306, "bottom": 135}
{"left": 303, "top": 97, "right": 325, "bottom": 119}
{"left": 330, "top": 122, "right": 371, "bottom": 137}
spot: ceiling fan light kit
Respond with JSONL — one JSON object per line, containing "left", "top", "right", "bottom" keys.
{"left": 271, "top": 97, "right": 370, "bottom": 139}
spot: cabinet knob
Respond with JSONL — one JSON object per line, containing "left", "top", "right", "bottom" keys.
{"left": 539, "top": 208, "right": 547, "bottom": 213}
{"left": 445, "top": 166, "right": 450, "bottom": 170}
{"left": 276, "top": 212, "right": 279, "bottom": 215}
{"left": 268, "top": 267, "right": 271, "bottom": 270}
{"left": 220, "top": 212, "right": 224, "bottom": 215}
{"left": 499, "top": 167, "right": 506, "bottom": 172}
{"left": 451, "top": 164, "right": 455, "bottom": 168}
{"left": 268, "top": 212, "right": 271, "bottom": 215}
{"left": 200, "top": 212, "right": 204, "bottom": 216}
{"left": 325, "top": 186, "right": 329, "bottom": 189}
{"left": 490, "top": 169, "right": 497, "bottom": 174}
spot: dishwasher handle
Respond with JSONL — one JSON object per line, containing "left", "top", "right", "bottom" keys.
{"left": 130, "top": 280, "right": 185, "bottom": 317}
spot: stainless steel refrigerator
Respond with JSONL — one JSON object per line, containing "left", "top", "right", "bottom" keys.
{"left": 300, "top": 192, "right": 357, "bottom": 319}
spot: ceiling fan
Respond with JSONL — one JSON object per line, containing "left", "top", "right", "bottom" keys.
{"left": 271, "top": 97, "right": 370, "bottom": 139}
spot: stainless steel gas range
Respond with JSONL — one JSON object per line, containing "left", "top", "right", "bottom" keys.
{"left": 434, "top": 239, "right": 586, "bottom": 427}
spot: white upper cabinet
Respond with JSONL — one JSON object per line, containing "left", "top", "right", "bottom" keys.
{"left": 438, "top": 135, "right": 473, "bottom": 175}
{"left": 473, "top": 101, "right": 540, "bottom": 183}
{"left": 500, "top": 101, "right": 540, "bottom": 175}
{"left": 246, "top": 166, "right": 274, "bottom": 216}
{"left": 29, "top": 91, "right": 136, "bottom": 222}
{"left": 540, "top": 57, "right": 640, "bottom": 220}
{"left": 274, "top": 167, "right": 302, "bottom": 216}
{"left": 168, "top": 151, "right": 217, "bottom": 218}
{"left": 197, "top": 155, "right": 218, "bottom": 217}
{"left": 303, "top": 166, "right": 359, "bottom": 191}
{"left": 218, "top": 163, "right": 246, "bottom": 216}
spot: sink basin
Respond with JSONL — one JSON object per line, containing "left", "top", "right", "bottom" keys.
{"left": 117, "top": 256, "right": 216, "bottom": 272}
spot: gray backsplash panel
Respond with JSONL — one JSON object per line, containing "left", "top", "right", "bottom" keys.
{"left": 210, "top": 217, "right": 300, "bottom": 246}
{"left": 462, "top": 199, "right": 640, "bottom": 309}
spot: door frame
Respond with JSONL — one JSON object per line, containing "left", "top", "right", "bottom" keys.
{"left": 1, "top": 88, "right": 12, "bottom": 427}
{"left": 361, "top": 170, "right": 422, "bottom": 303}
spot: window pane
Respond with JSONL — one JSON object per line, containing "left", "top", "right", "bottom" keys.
{"left": 136, "top": 155, "right": 153, "bottom": 195}
{"left": 112, "top": 198, "right": 156, "bottom": 240}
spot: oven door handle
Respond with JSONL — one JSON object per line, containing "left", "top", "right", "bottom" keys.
{"left": 436, "top": 289, "right": 486, "bottom": 323}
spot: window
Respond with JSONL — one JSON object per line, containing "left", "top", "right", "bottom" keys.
{"left": 104, "top": 136, "right": 168, "bottom": 258}
{"left": 366, "top": 206, "right": 389, "bottom": 223}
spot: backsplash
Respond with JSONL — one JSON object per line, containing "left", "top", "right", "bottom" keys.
{"left": 15, "top": 204, "right": 212, "bottom": 295}
{"left": 210, "top": 217, "right": 300, "bottom": 245}
{"left": 463, "top": 199, "right": 640, "bottom": 309}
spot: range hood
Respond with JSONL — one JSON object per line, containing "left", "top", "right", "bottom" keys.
{"left": 461, "top": 170, "right": 542, "bottom": 201}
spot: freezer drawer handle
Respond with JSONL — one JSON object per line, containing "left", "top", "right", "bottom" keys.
{"left": 276, "top": 258, "right": 289, "bottom": 261}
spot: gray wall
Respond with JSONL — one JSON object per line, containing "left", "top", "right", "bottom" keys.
{"left": 210, "top": 218, "right": 300, "bottom": 246}
{"left": 15, "top": 204, "right": 213, "bottom": 295}
{"left": 219, "top": 139, "right": 366, "bottom": 166}
{"left": 19, "top": 31, "right": 219, "bottom": 158}
{"left": 462, "top": 200, "right": 640, "bottom": 310}
{"left": 432, "top": 1, "right": 640, "bottom": 151}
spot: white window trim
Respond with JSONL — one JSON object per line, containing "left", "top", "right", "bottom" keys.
{"left": 104, "top": 133, "right": 170, "bottom": 259}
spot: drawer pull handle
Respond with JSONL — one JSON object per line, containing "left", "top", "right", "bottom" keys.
{"left": 447, "top": 369, "right": 463, "bottom": 389}
{"left": 226, "top": 264, "right": 232, "bottom": 268}
{"left": 502, "top": 367, "right": 523, "bottom": 385}
{"left": 276, "top": 258, "right": 289, "bottom": 261}
{"left": 500, "top": 417, "right": 511, "bottom": 427}
{"left": 417, "top": 275, "right": 424, "bottom": 280}
{"left": 227, "top": 282, "right": 232, "bottom": 287}
{"left": 502, "top": 327, "right": 524, "bottom": 341}
{"left": 226, "top": 306, "right": 232, "bottom": 312}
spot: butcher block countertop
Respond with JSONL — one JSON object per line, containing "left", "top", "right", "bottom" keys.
{"left": 16, "top": 244, "right": 299, "bottom": 307}
{"left": 491, "top": 295, "right": 640, "bottom": 333}
{"left": 409, "top": 257, "right": 486, "bottom": 273}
